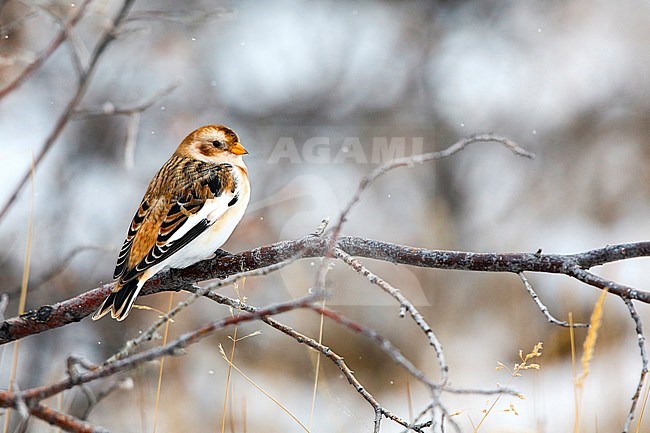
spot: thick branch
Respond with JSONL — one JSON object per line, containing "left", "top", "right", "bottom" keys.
{"left": 9, "top": 295, "right": 315, "bottom": 404}
{"left": 0, "top": 394, "right": 108, "bottom": 433}
{"left": 2, "top": 236, "right": 650, "bottom": 345}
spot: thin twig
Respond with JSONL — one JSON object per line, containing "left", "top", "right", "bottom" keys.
{"left": 622, "top": 298, "right": 649, "bottom": 433}
{"left": 401, "top": 405, "right": 433, "bottom": 433}
{"left": 518, "top": 272, "right": 588, "bottom": 328}
{"left": 567, "top": 266, "right": 649, "bottom": 305}
{"left": 333, "top": 248, "right": 449, "bottom": 383}
{"left": 124, "top": 7, "right": 232, "bottom": 24}
{"left": 104, "top": 257, "right": 299, "bottom": 364}
{"left": 8, "top": 294, "right": 318, "bottom": 405}
{"left": 0, "top": 0, "right": 90, "bottom": 100}
{"left": 0, "top": 396, "right": 108, "bottom": 433}
{"left": 436, "top": 400, "right": 461, "bottom": 433}
{"left": 0, "top": 0, "right": 137, "bottom": 225}
{"left": 201, "top": 289, "right": 518, "bottom": 396}
{"left": 36, "top": 3, "right": 89, "bottom": 78}
{"left": 194, "top": 289, "right": 423, "bottom": 431}
{"left": 62, "top": 355, "right": 129, "bottom": 422}
{"left": 73, "top": 82, "right": 179, "bottom": 117}
{"left": 79, "top": 378, "right": 133, "bottom": 421}
{"left": 312, "top": 304, "right": 512, "bottom": 433}
{"left": 374, "top": 407, "right": 382, "bottom": 433}
{"left": 328, "top": 134, "right": 535, "bottom": 247}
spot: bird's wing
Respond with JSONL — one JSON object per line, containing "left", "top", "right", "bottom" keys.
{"left": 116, "top": 162, "right": 241, "bottom": 285}
{"left": 113, "top": 201, "right": 149, "bottom": 279}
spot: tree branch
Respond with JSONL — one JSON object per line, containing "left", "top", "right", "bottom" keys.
{"left": 622, "top": 298, "right": 649, "bottom": 433}
{"left": 328, "top": 134, "right": 535, "bottom": 248}
{"left": 3, "top": 236, "right": 650, "bottom": 345}
{"left": 0, "top": 0, "right": 137, "bottom": 224}
{"left": 518, "top": 272, "right": 588, "bottom": 328}
{"left": 0, "top": 0, "right": 90, "bottom": 100}
{"left": 5, "top": 294, "right": 316, "bottom": 405}
{"left": 333, "top": 248, "right": 448, "bottom": 383}
{"left": 0, "top": 394, "right": 109, "bottom": 433}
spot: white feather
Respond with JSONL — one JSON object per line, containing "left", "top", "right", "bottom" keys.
{"left": 114, "top": 165, "right": 250, "bottom": 319}
{"left": 161, "top": 165, "right": 250, "bottom": 270}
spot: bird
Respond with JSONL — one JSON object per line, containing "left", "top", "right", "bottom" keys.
{"left": 93, "top": 124, "right": 250, "bottom": 321}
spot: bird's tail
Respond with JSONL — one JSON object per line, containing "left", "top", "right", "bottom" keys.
{"left": 92, "top": 278, "right": 142, "bottom": 321}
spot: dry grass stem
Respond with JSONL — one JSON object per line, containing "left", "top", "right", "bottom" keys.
{"left": 474, "top": 342, "right": 543, "bottom": 432}
{"left": 2, "top": 153, "right": 35, "bottom": 433}
{"left": 218, "top": 344, "right": 310, "bottom": 432}
{"left": 576, "top": 289, "right": 608, "bottom": 387}
{"left": 220, "top": 279, "right": 246, "bottom": 433}
{"left": 308, "top": 297, "right": 326, "bottom": 430}
{"left": 152, "top": 292, "right": 174, "bottom": 433}
{"left": 569, "top": 313, "right": 579, "bottom": 433}
{"left": 635, "top": 379, "right": 650, "bottom": 433}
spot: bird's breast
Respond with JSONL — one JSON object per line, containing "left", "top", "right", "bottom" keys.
{"left": 166, "top": 175, "right": 250, "bottom": 269}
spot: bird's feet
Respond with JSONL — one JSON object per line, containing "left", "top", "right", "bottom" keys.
{"left": 207, "top": 248, "right": 232, "bottom": 260}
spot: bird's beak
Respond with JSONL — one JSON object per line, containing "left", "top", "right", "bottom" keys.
{"left": 231, "top": 142, "right": 249, "bottom": 155}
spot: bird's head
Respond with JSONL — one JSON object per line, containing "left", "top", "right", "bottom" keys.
{"left": 177, "top": 124, "right": 248, "bottom": 163}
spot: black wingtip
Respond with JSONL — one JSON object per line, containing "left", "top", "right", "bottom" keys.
{"left": 93, "top": 279, "right": 141, "bottom": 321}
{"left": 92, "top": 292, "right": 116, "bottom": 321}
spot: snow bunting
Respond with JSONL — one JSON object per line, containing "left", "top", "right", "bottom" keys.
{"left": 93, "top": 125, "right": 250, "bottom": 321}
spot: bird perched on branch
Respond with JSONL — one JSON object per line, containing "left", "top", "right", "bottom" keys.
{"left": 93, "top": 125, "right": 250, "bottom": 321}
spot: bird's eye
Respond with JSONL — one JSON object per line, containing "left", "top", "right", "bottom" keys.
{"left": 212, "top": 140, "right": 224, "bottom": 148}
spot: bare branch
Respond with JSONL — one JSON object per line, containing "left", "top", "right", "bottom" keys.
{"left": 79, "top": 378, "right": 132, "bottom": 421}
{"left": 567, "top": 266, "right": 648, "bottom": 303}
{"left": 3, "top": 236, "right": 650, "bottom": 345}
{"left": 374, "top": 407, "right": 382, "bottom": 433}
{"left": 5, "top": 294, "right": 317, "bottom": 406}
{"left": 333, "top": 248, "right": 448, "bottom": 383}
{"left": 72, "top": 82, "right": 180, "bottom": 170}
{"left": 518, "top": 272, "right": 588, "bottom": 328}
{"left": 328, "top": 134, "right": 535, "bottom": 247}
{"left": 0, "top": 393, "right": 109, "bottom": 433}
{"left": 104, "top": 257, "right": 299, "bottom": 365}
{"left": 0, "top": 0, "right": 90, "bottom": 100}
{"left": 193, "top": 289, "right": 421, "bottom": 431}
{"left": 36, "top": 3, "right": 89, "bottom": 78}
{"left": 124, "top": 7, "right": 232, "bottom": 25}
{"left": 314, "top": 303, "right": 519, "bottom": 391}
{"left": 622, "top": 298, "right": 649, "bottom": 433}
{"left": 195, "top": 287, "right": 518, "bottom": 433}
{"left": 73, "top": 82, "right": 180, "bottom": 117}
{"left": 0, "top": 0, "right": 137, "bottom": 225}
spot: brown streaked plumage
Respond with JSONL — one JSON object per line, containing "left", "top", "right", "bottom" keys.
{"left": 93, "top": 125, "right": 250, "bottom": 321}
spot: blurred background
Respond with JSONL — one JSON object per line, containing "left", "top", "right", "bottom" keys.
{"left": 2, "top": 0, "right": 650, "bottom": 431}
